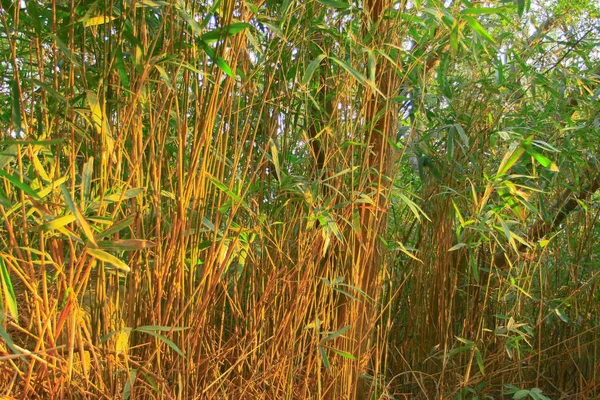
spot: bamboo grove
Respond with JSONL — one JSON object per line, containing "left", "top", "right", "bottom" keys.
{"left": 1, "top": 0, "right": 600, "bottom": 398}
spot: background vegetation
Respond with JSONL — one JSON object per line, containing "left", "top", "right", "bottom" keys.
{"left": 1, "top": 0, "right": 599, "bottom": 398}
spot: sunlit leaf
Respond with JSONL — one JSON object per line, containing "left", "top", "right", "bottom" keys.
{"left": 84, "top": 15, "right": 117, "bottom": 27}
{"left": 61, "top": 184, "right": 98, "bottom": 248}
{"left": 88, "top": 248, "right": 130, "bottom": 272}
{"left": 464, "top": 16, "right": 497, "bottom": 44}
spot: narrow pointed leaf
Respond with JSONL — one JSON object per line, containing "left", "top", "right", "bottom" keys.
{"left": 88, "top": 248, "right": 130, "bottom": 272}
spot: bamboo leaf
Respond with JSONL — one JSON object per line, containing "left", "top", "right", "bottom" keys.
{"left": 0, "top": 258, "right": 18, "bottom": 321}
{"left": 474, "top": 347, "right": 485, "bottom": 375}
{"left": 87, "top": 248, "right": 130, "bottom": 273}
{"left": 206, "top": 173, "right": 242, "bottom": 203}
{"left": 215, "top": 57, "right": 234, "bottom": 78}
{"left": 97, "top": 215, "right": 136, "bottom": 239}
{"left": 39, "top": 214, "right": 77, "bottom": 231}
{"left": 134, "top": 325, "right": 188, "bottom": 333}
{"left": 269, "top": 139, "right": 282, "bottom": 181}
{"left": 86, "top": 90, "right": 115, "bottom": 159}
{"left": 154, "top": 65, "right": 175, "bottom": 90}
{"left": 525, "top": 147, "right": 559, "bottom": 171}
{"left": 302, "top": 54, "right": 326, "bottom": 85}
{"left": 0, "top": 145, "right": 18, "bottom": 168}
{"left": 61, "top": 184, "right": 98, "bottom": 248}
{"left": 135, "top": 0, "right": 169, "bottom": 7}
{"left": 31, "top": 153, "right": 51, "bottom": 183}
{"left": 329, "top": 348, "right": 356, "bottom": 360}
{"left": 464, "top": 16, "right": 497, "bottom": 44}
{"left": 317, "top": 0, "right": 350, "bottom": 10}
{"left": 84, "top": 15, "right": 117, "bottom": 27}
{"left": 123, "top": 368, "right": 138, "bottom": 400}
{"left": 497, "top": 144, "right": 526, "bottom": 176}
{"left": 0, "top": 170, "right": 41, "bottom": 200}
{"left": 82, "top": 157, "right": 94, "bottom": 203}
{"left": 461, "top": 6, "right": 507, "bottom": 15}
{"left": 322, "top": 325, "right": 350, "bottom": 343}
{"left": 330, "top": 56, "right": 383, "bottom": 96}
{"left": 98, "top": 239, "right": 156, "bottom": 251}
{"left": 448, "top": 242, "right": 467, "bottom": 251}
{"left": 318, "top": 346, "right": 331, "bottom": 374}
{"left": 11, "top": 79, "right": 21, "bottom": 136}
{"left": 201, "top": 22, "right": 252, "bottom": 42}
{"left": 0, "top": 324, "right": 20, "bottom": 354}
{"left": 104, "top": 188, "right": 145, "bottom": 203}
{"left": 135, "top": 329, "right": 186, "bottom": 358}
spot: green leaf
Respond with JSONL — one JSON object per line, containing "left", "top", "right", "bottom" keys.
{"left": 123, "top": 368, "right": 138, "bottom": 400}
{"left": 513, "top": 389, "right": 530, "bottom": 399}
{"left": 322, "top": 325, "right": 350, "bottom": 343}
{"left": 474, "top": 347, "right": 485, "bottom": 375}
{"left": 302, "top": 54, "right": 326, "bottom": 85}
{"left": 330, "top": 56, "right": 383, "bottom": 96}
{"left": 135, "top": 0, "right": 169, "bottom": 7}
{"left": 461, "top": 6, "right": 507, "bottom": 15}
{"left": 154, "top": 65, "right": 175, "bottom": 90}
{"left": 175, "top": 4, "right": 205, "bottom": 37}
{"left": 0, "top": 323, "right": 21, "bottom": 354}
{"left": 206, "top": 172, "right": 242, "bottom": 203}
{"left": 97, "top": 215, "right": 135, "bottom": 239}
{"left": 448, "top": 345, "right": 471, "bottom": 356}
{"left": 98, "top": 239, "right": 156, "bottom": 251}
{"left": 115, "top": 47, "right": 131, "bottom": 91}
{"left": 100, "top": 328, "right": 131, "bottom": 343}
{"left": 11, "top": 79, "right": 22, "bottom": 136}
{"left": 0, "top": 170, "right": 41, "bottom": 200}
{"left": 135, "top": 329, "right": 186, "bottom": 358}
{"left": 464, "top": 16, "right": 497, "bottom": 44}
{"left": 448, "top": 242, "right": 467, "bottom": 251}
{"left": 104, "top": 188, "right": 145, "bottom": 203}
{"left": 525, "top": 148, "right": 558, "bottom": 171}
{"left": 318, "top": 345, "right": 331, "bottom": 374}
{"left": 450, "top": 22, "right": 460, "bottom": 55}
{"left": 516, "top": 0, "right": 526, "bottom": 17}
{"left": 86, "top": 90, "right": 113, "bottom": 149}
{"left": 134, "top": 325, "right": 188, "bottom": 333}
{"left": 0, "top": 145, "right": 18, "bottom": 168}
{"left": 215, "top": 57, "right": 234, "bottom": 77}
{"left": 201, "top": 22, "right": 252, "bottom": 42}
{"left": 367, "top": 50, "right": 376, "bottom": 82}
{"left": 329, "top": 348, "right": 356, "bottom": 360}
{"left": 553, "top": 308, "right": 569, "bottom": 323}
{"left": 0, "top": 258, "right": 18, "bottom": 321}
{"left": 316, "top": 0, "right": 350, "bottom": 10}
{"left": 330, "top": 56, "right": 366, "bottom": 84}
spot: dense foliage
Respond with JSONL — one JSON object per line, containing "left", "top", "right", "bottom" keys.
{"left": 1, "top": 0, "right": 599, "bottom": 398}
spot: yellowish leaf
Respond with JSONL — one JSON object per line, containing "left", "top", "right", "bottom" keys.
{"left": 88, "top": 248, "right": 130, "bottom": 272}
{"left": 84, "top": 15, "right": 117, "bottom": 27}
